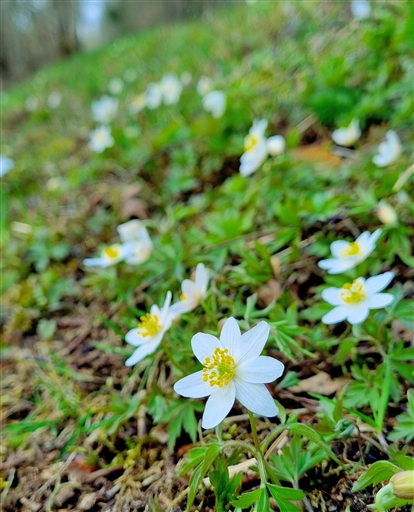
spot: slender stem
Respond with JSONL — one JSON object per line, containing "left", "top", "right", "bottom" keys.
{"left": 248, "top": 410, "right": 261, "bottom": 453}
{"left": 375, "top": 483, "right": 393, "bottom": 512}
{"left": 215, "top": 422, "right": 223, "bottom": 444}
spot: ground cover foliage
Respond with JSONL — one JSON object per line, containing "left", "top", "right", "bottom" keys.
{"left": 1, "top": 1, "right": 413, "bottom": 511}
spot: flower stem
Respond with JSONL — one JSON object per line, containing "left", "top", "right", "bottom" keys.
{"left": 248, "top": 410, "right": 261, "bottom": 453}
{"left": 215, "top": 422, "right": 223, "bottom": 444}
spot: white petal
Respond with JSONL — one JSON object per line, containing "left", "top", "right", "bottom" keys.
{"left": 346, "top": 305, "right": 370, "bottom": 325}
{"left": 318, "top": 258, "right": 357, "bottom": 274}
{"left": 169, "top": 300, "right": 196, "bottom": 316}
{"left": 195, "top": 263, "right": 209, "bottom": 291}
{"left": 266, "top": 135, "right": 285, "bottom": 156}
{"left": 83, "top": 257, "right": 110, "bottom": 268}
{"left": 174, "top": 371, "right": 212, "bottom": 398}
{"left": 365, "top": 293, "right": 395, "bottom": 309}
{"left": 192, "top": 333, "right": 222, "bottom": 364}
{"left": 125, "top": 339, "right": 160, "bottom": 366}
{"left": 234, "top": 380, "right": 278, "bottom": 418}
{"left": 202, "top": 382, "right": 236, "bottom": 429}
{"left": 373, "top": 153, "right": 392, "bottom": 167}
{"left": 125, "top": 328, "right": 159, "bottom": 347}
{"left": 330, "top": 241, "right": 350, "bottom": 258}
{"left": 322, "top": 306, "right": 349, "bottom": 324}
{"left": 220, "top": 318, "right": 241, "bottom": 358}
{"left": 364, "top": 272, "right": 394, "bottom": 294}
{"left": 322, "top": 288, "right": 344, "bottom": 306}
{"left": 368, "top": 228, "right": 382, "bottom": 245}
{"left": 237, "top": 356, "right": 284, "bottom": 383}
{"left": 237, "top": 321, "right": 270, "bottom": 364}
{"left": 182, "top": 279, "right": 197, "bottom": 298}
{"left": 160, "top": 291, "right": 173, "bottom": 323}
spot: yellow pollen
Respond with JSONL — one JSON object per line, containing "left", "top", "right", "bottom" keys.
{"left": 137, "top": 313, "right": 161, "bottom": 337}
{"left": 340, "top": 280, "right": 366, "bottom": 304}
{"left": 340, "top": 242, "right": 362, "bottom": 259}
{"left": 202, "top": 348, "right": 236, "bottom": 388}
{"left": 180, "top": 293, "right": 187, "bottom": 301}
{"left": 103, "top": 245, "right": 121, "bottom": 260}
{"left": 244, "top": 134, "right": 259, "bottom": 152}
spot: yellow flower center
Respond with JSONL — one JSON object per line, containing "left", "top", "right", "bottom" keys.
{"left": 202, "top": 348, "right": 236, "bottom": 388}
{"left": 137, "top": 313, "right": 161, "bottom": 337}
{"left": 340, "top": 280, "right": 366, "bottom": 304}
{"left": 103, "top": 245, "right": 121, "bottom": 261}
{"left": 244, "top": 134, "right": 259, "bottom": 152}
{"left": 180, "top": 293, "right": 187, "bottom": 301}
{"left": 340, "top": 242, "right": 362, "bottom": 259}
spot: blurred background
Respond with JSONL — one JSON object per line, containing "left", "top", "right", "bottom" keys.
{"left": 1, "top": 0, "right": 216, "bottom": 86}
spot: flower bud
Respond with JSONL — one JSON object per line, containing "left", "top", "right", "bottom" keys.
{"left": 390, "top": 471, "right": 414, "bottom": 500}
{"left": 377, "top": 201, "right": 398, "bottom": 226}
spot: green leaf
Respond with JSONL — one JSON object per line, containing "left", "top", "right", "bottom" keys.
{"left": 351, "top": 461, "right": 401, "bottom": 492}
{"left": 186, "top": 443, "right": 221, "bottom": 511}
{"left": 231, "top": 488, "right": 262, "bottom": 508}
{"left": 257, "top": 487, "right": 270, "bottom": 511}
{"left": 267, "top": 483, "right": 305, "bottom": 501}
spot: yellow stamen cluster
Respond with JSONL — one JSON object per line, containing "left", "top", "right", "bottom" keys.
{"left": 137, "top": 313, "right": 161, "bottom": 337}
{"left": 340, "top": 242, "right": 362, "bottom": 259}
{"left": 340, "top": 280, "right": 366, "bottom": 304}
{"left": 180, "top": 293, "right": 187, "bottom": 301}
{"left": 202, "top": 348, "right": 236, "bottom": 388}
{"left": 103, "top": 245, "right": 121, "bottom": 260}
{"left": 244, "top": 134, "right": 259, "bottom": 152}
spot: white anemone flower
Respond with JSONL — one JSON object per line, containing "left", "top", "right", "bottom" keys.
{"left": 373, "top": 130, "right": 402, "bottom": 167}
{"left": 0, "top": 155, "right": 14, "bottom": 177}
{"left": 174, "top": 318, "right": 284, "bottom": 429}
{"left": 332, "top": 120, "right": 361, "bottom": 147}
{"left": 170, "top": 263, "right": 210, "bottom": 316}
{"left": 197, "top": 76, "right": 213, "bottom": 96}
{"left": 351, "top": 0, "right": 371, "bottom": 20}
{"left": 239, "top": 119, "right": 269, "bottom": 176}
{"left": 202, "top": 90, "right": 227, "bottom": 118}
{"left": 318, "top": 229, "right": 382, "bottom": 274}
{"left": 88, "top": 125, "right": 114, "bottom": 153}
{"left": 267, "top": 135, "right": 286, "bottom": 156}
{"left": 145, "top": 82, "right": 163, "bottom": 109}
{"left": 108, "top": 77, "right": 124, "bottom": 95}
{"left": 47, "top": 91, "right": 62, "bottom": 109}
{"left": 83, "top": 243, "right": 128, "bottom": 268}
{"left": 129, "top": 93, "right": 147, "bottom": 114}
{"left": 322, "top": 272, "right": 394, "bottom": 325}
{"left": 116, "top": 220, "right": 153, "bottom": 265}
{"left": 125, "top": 292, "right": 174, "bottom": 366}
{"left": 91, "top": 95, "right": 119, "bottom": 124}
{"left": 160, "top": 74, "right": 183, "bottom": 105}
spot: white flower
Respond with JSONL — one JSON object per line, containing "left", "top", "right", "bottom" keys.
{"left": 91, "top": 96, "right": 119, "bottom": 123}
{"left": 83, "top": 243, "right": 128, "bottom": 268}
{"left": 239, "top": 119, "right": 269, "bottom": 176}
{"left": 373, "top": 130, "right": 402, "bottom": 167}
{"left": 197, "top": 76, "right": 213, "bottom": 96}
{"left": 202, "top": 90, "right": 227, "bottom": 118}
{"left": 116, "top": 220, "right": 153, "bottom": 265}
{"left": 108, "top": 77, "right": 124, "bottom": 95}
{"left": 129, "top": 93, "right": 147, "bottom": 114}
{"left": 88, "top": 125, "right": 114, "bottom": 153}
{"left": 170, "top": 263, "right": 210, "bottom": 316}
{"left": 125, "top": 292, "right": 174, "bottom": 366}
{"left": 25, "top": 96, "right": 39, "bottom": 112}
{"left": 267, "top": 135, "right": 286, "bottom": 156}
{"left": 322, "top": 272, "right": 394, "bottom": 325}
{"left": 160, "top": 74, "right": 183, "bottom": 105}
{"left": 174, "top": 318, "right": 284, "bottom": 429}
{"left": 0, "top": 155, "right": 14, "bottom": 177}
{"left": 351, "top": 0, "right": 371, "bottom": 20}
{"left": 145, "top": 82, "right": 163, "bottom": 109}
{"left": 47, "top": 91, "right": 62, "bottom": 109}
{"left": 377, "top": 201, "right": 398, "bottom": 226}
{"left": 318, "top": 229, "right": 382, "bottom": 274}
{"left": 332, "top": 120, "right": 361, "bottom": 147}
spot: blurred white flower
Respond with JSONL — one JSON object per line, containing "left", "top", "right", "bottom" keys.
{"left": 0, "top": 155, "right": 14, "bottom": 178}
{"left": 145, "top": 82, "right": 163, "bottom": 109}
{"left": 124, "top": 69, "right": 138, "bottom": 83}
{"left": 25, "top": 96, "right": 39, "bottom": 112}
{"left": 174, "top": 318, "right": 284, "bottom": 429}
{"left": 377, "top": 201, "right": 398, "bottom": 226}
{"left": 181, "top": 71, "right": 192, "bottom": 86}
{"left": 373, "top": 130, "right": 402, "bottom": 167}
{"left": 125, "top": 292, "right": 174, "bottom": 366}
{"left": 197, "top": 76, "right": 213, "bottom": 96}
{"left": 170, "top": 263, "right": 210, "bottom": 316}
{"left": 83, "top": 243, "right": 127, "bottom": 268}
{"left": 108, "top": 77, "right": 124, "bottom": 95}
{"left": 239, "top": 119, "right": 269, "bottom": 176}
{"left": 129, "top": 93, "right": 147, "bottom": 114}
{"left": 160, "top": 74, "right": 183, "bottom": 105}
{"left": 322, "top": 272, "right": 394, "bottom": 325}
{"left": 351, "top": 0, "right": 371, "bottom": 20}
{"left": 267, "top": 135, "right": 286, "bottom": 156}
{"left": 91, "top": 95, "right": 119, "bottom": 123}
{"left": 47, "top": 91, "right": 62, "bottom": 109}
{"left": 88, "top": 125, "right": 114, "bottom": 153}
{"left": 332, "top": 120, "right": 361, "bottom": 147}
{"left": 202, "top": 90, "right": 227, "bottom": 118}
{"left": 117, "top": 220, "right": 153, "bottom": 265}
{"left": 318, "top": 229, "right": 382, "bottom": 274}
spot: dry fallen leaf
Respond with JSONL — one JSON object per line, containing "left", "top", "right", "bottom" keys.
{"left": 289, "top": 371, "right": 350, "bottom": 396}
{"left": 257, "top": 279, "right": 282, "bottom": 307}
{"left": 293, "top": 145, "right": 342, "bottom": 168}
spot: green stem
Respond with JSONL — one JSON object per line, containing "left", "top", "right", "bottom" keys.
{"left": 215, "top": 422, "right": 223, "bottom": 444}
{"left": 375, "top": 483, "right": 393, "bottom": 512}
{"left": 248, "top": 410, "right": 261, "bottom": 453}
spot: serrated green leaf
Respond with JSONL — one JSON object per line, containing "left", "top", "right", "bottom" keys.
{"left": 267, "top": 483, "right": 305, "bottom": 501}
{"left": 352, "top": 461, "right": 401, "bottom": 492}
{"left": 231, "top": 488, "right": 262, "bottom": 508}
{"left": 186, "top": 443, "right": 221, "bottom": 511}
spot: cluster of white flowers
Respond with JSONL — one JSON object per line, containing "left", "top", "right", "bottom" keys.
{"left": 240, "top": 119, "right": 286, "bottom": 176}
{"left": 128, "top": 73, "right": 185, "bottom": 113}
{"left": 318, "top": 229, "right": 395, "bottom": 325}
{"left": 89, "top": 95, "right": 119, "bottom": 153}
